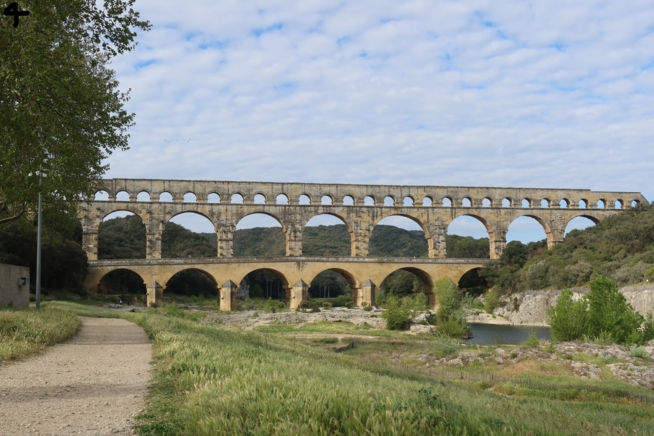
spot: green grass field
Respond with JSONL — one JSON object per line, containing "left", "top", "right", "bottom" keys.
{"left": 4, "top": 301, "right": 654, "bottom": 435}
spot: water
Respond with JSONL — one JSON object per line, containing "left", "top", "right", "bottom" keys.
{"left": 467, "top": 323, "right": 551, "bottom": 345}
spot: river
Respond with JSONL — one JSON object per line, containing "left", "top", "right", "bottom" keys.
{"left": 467, "top": 323, "right": 551, "bottom": 345}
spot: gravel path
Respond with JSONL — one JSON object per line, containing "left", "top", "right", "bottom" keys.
{"left": 0, "top": 316, "right": 152, "bottom": 435}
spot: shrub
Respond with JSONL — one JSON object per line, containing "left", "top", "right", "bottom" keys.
{"left": 643, "top": 312, "right": 654, "bottom": 342}
{"left": 629, "top": 345, "right": 650, "bottom": 359}
{"left": 345, "top": 301, "right": 355, "bottom": 309}
{"left": 331, "top": 295, "right": 352, "bottom": 307}
{"left": 524, "top": 331, "right": 540, "bottom": 348}
{"left": 322, "top": 302, "right": 333, "bottom": 310}
{"left": 363, "top": 305, "right": 372, "bottom": 312}
{"left": 586, "top": 276, "right": 643, "bottom": 344}
{"left": 483, "top": 291, "right": 500, "bottom": 314}
{"left": 435, "top": 319, "right": 468, "bottom": 338}
{"left": 548, "top": 288, "right": 589, "bottom": 341}
{"left": 252, "top": 311, "right": 259, "bottom": 318}
{"left": 381, "top": 297, "right": 411, "bottom": 330}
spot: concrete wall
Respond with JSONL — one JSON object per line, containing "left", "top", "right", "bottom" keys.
{"left": 0, "top": 264, "right": 30, "bottom": 308}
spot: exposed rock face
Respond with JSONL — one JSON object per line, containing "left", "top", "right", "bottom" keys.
{"left": 481, "top": 285, "right": 654, "bottom": 326}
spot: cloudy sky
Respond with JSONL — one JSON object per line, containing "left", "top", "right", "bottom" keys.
{"left": 105, "top": 0, "right": 654, "bottom": 241}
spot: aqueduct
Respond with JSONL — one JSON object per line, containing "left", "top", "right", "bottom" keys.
{"left": 79, "top": 179, "right": 646, "bottom": 309}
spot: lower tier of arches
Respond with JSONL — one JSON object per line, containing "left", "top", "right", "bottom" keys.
{"left": 83, "top": 257, "right": 484, "bottom": 310}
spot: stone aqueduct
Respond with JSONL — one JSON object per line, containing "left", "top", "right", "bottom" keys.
{"left": 79, "top": 179, "right": 646, "bottom": 309}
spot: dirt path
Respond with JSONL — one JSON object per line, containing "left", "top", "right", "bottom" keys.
{"left": 0, "top": 317, "right": 152, "bottom": 435}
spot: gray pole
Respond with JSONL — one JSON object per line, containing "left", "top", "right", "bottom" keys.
{"left": 35, "top": 173, "right": 42, "bottom": 310}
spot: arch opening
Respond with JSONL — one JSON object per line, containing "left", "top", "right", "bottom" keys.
{"left": 299, "top": 194, "right": 311, "bottom": 205}
{"left": 370, "top": 215, "right": 426, "bottom": 257}
{"left": 482, "top": 198, "right": 491, "bottom": 208}
{"left": 254, "top": 194, "right": 266, "bottom": 204}
{"left": 560, "top": 199, "right": 568, "bottom": 209}
{"left": 615, "top": 199, "right": 623, "bottom": 209}
{"left": 304, "top": 214, "right": 351, "bottom": 256}
{"left": 541, "top": 199, "right": 549, "bottom": 208}
{"left": 234, "top": 213, "right": 285, "bottom": 257}
{"left": 159, "top": 192, "right": 173, "bottom": 202}
{"left": 507, "top": 216, "right": 547, "bottom": 244}
{"left": 597, "top": 199, "right": 605, "bottom": 209}
{"left": 446, "top": 216, "right": 490, "bottom": 258}
{"left": 458, "top": 268, "right": 488, "bottom": 298}
{"left": 163, "top": 212, "right": 216, "bottom": 258}
{"left": 564, "top": 216, "right": 597, "bottom": 237}
{"left": 184, "top": 192, "right": 197, "bottom": 203}
{"left": 321, "top": 195, "right": 333, "bottom": 205}
{"left": 238, "top": 269, "right": 289, "bottom": 304}
{"left": 116, "top": 191, "right": 130, "bottom": 201}
{"left": 364, "top": 196, "right": 374, "bottom": 206}
{"left": 462, "top": 197, "right": 471, "bottom": 207}
{"left": 231, "top": 193, "right": 244, "bottom": 204}
{"left": 308, "top": 269, "right": 354, "bottom": 303}
{"left": 95, "top": 190, "right": 109, "bottom": 201}
{"left": 378, "top": 267, "right": 432, "bottom": 310}
{"left": 521, "top": 199, "right": 531, "bottom": 208}
{"left": 403, "top": 197, "right": 414, "bottom": 207}
{"left": 502, "top": 198, "right": 511, "bottom": 208}
{"left": 276, "top": 194, "right": 289, "bottom": 205}
{"left": 578, "top": 199, "right": 587, "bottom": 209}
{"left": 98, "top": 212, "right": 145, "bottom": 260}
{"left": 422, "top": 197, "right": 433, "bottom": 207}
{"left": 442, "top": 197, "right": 452, "bottom": 207}
{"left": 343, "top": 195, "right": 354, "bottom": 206}
{"left": 208, "top": 193, "right": 221, "bottom": 203}
{"left": 136, "top": 191, "right": 150, "bottom": 202}
{"left": 631, "top": 200, "right": 639, "bottom": 208}
{"left": 97, "top": 269, "right": 146, "bottom": 303}
{"left": 384, "top": 196, "right": 394, "bottom": 206}
{"left": 164, "top": 269, "right": 217, "bottom": 299}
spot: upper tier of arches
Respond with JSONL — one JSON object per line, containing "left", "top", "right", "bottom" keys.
{"left": 91, "top": 179, "right": 646, "bottom": 211}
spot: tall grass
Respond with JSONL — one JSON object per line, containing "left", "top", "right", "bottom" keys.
{"left": 123, "top": 312, "right": 654, "bottom": 435}
{"left": 0, "top": 307, "right": 81, "bottom": 361}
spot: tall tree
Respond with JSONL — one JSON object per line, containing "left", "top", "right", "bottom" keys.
{"left": 0, "top": 0, "right": 150, "bottom": 225}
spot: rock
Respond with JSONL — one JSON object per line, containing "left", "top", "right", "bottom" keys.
{"left": 409, "top": 325, "right": 434, "bottom": 334}
{"left": 495, "top": 348, "right": 506, "bottom": 356}
{"left": 446, "top": 358, "right": 463, "bottom": 366}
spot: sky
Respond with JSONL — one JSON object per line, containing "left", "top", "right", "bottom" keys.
{"left": 104, "top": 0, "right": 654, "bottom": 242}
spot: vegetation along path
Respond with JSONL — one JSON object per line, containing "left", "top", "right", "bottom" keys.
{"left": 0, "top": 317, "right": 151, "bottom": 435}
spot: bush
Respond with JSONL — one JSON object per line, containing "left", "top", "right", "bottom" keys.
{"left": 524, "top": 331, "right": 540, "bottom": 348}
{"left": 381, "top": 297, "right": 411, "bottom": 330}
{"left": 434, "top": 279, "right": 468, "bottom": 338}
{"left": 629, "top": 345, "right": 650, "bottom": 359}
{"left": 483, "top": 291, "right": 500, "bottom": 314}
{"left": 331, "top": 295, "right": 352, "bottom": 307}
{"left": 435, "top": 319, "right": 468, "bottom": 338}
{"left": 549, "top": 277, "right": 645, "bottom": 345}
{"left": 643, "top": 312, "right": 654, "bottom": 342}
{"left": 345, "top": 301, "right": 355, "bottom": 309}
{"left": 363, "top": 305, "right": 372, "bottom": 312}
{"left": 322, "top": 302, "right": 333, "bottom": 310}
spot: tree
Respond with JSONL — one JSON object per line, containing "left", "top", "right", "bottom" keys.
{"left": 547, "top": 288, "right": 589, "bottom": 341}
{"left": 586, "top": 276, "right": 643, "bottom": 344}
{"left": 0, "top": 0, "right": 150, "bottom": 225}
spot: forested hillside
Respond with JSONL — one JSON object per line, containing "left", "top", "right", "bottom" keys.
{"left": 482, "top": 204, "right": 654, "bottom": 294}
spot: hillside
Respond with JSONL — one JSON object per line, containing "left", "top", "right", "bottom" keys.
{"left": 483, "top": 204, "right": 654, "bottom": 294}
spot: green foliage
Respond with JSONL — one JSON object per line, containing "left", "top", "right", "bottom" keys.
{"left": 98, "top": 215, "right": 146, "bottom": 259}
{"left": 0, "top": 219, "right": 87, "bottom": 290}
{"left": 433, "top": 279, "right": 468, "bottom": 338}
{"left": 381, "top": 296, "right": 411, "bottom": 330}
{"left": 0, "top": 0, "right": 150, "bottom": 225}
{"left": 643, "top": 312, "right": 654, "bottom": 342}
{"left": 481, "top": 204, "right": 654, "bottom": 291}
{"left": 483, "top": 291, "right": 500, "bottom": 314}
{"left": 298, "top": 300, "right": 321, "bottom": 313}
{"left": 548, "top": 288, "right": 589, "bottom": 341}
{"left": 549, "top": 277, "right": 646, "bottom": 345}
{"left": 629, "top": 346, "right": 650, "bottom": 359}
{"left": 587, "top": 276, "right": 644, "bottom": 344}
{"left": 0, "top": 307, "right": 81, "bottom": 361}
{"left": 524, "top": 331, "right": 540, "bottom": 348}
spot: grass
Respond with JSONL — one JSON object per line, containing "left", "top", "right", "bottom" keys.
{"left": 6, "top": 301, "right": 654, "bottom": 435}
{"left": 0, "top": 306, "right": 82, "bottom": 361}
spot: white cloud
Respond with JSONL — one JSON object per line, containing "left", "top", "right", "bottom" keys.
{"left": 103, "top": 0, "right": 653, "bottom": 234}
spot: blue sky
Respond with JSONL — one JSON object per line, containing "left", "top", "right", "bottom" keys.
{"left": 105, "top": 0, "right": 654, "bottom": 241}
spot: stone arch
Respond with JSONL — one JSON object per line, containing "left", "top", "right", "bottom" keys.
{"left": 462, "top": 197, "right": 472, "bottom": 207}
{"left": 540, "top": 198, "right": 550, "bottom": 208}
{"left": 372, "top": 213, "right": 428, "bottom": 236}
{"left": 231, "top": 193, "right": 244, "bottom": 204}
{"left": 276, "top": 194, "right": 289, "bottom": 204}
{"left": 303, "top": 213, "right": 354, "bottom": 257}
{"left": 364, "top": 196, "right": 375, "bottom": 206}
{"left": 234, "top": 212, "right": 286, "bottom": 257}
{"left": 384, "top": 196, "right": 395, "bottom": 206}
{"left": 379, "top": 267, "right": 434, "bottom": 308}
{"left": 343, "top": 195, "right": 354, "bottom": 206}
{"left": 578, "top": 199, "right": 588, "bottom": 209}
{"left": 403, "top": 196, "right": 414, "bottom": 207}
{"left": 448, "top": 212, "right": 492, "bottom": 258}
{"left": 159, "top": 191, "right": 173, "bottom": 202}
{"left": 442, "top": 196, "right": 453, "bottom": 207}
{"left": 482, "top": 198, "right": 492, "bottom": 207}
{"left": 101, "top": 207, "right": 143, "bottom": 222}
{"left": 502, "top": 198, "right": 512, "bottom": 208}
{"left": 565, "top": 214, "right": 599, "bottom": 227}
{"left": 116, "top": 190, "right": 130, "bottom": 201}
{"left": 308, "top": 268, "right": 359, "bottom": 301}
{"left": 253, "top": 193, "right": 266, "bottom": 204}
{"left": 422, "top": 196, "right": 433, "bottom": 207}
{"left": 597, "top": 199, "right": 605, "bottom": 209}
{"left": 94, "top": 190, "right": 109, "bottom": 201}
{"left": 299, "top": 194, "right": 311, "bottom": 205}
{"left": 508, "top": 214, "right": 552, "bottom": 247}
{"left": 96, "top": 268, "right": 147, "bottom": 296}
{"left": 457, "top": 267, "right": 488, "bottom": 297}
{"left": 321, "top": 195, "right": 333, "bottom": 205}
{"left": 163, "top": 267, "right": 218, "bottom": 297}
{"left": 166, "top": 209, "right": 214, "bottom": 225}
{"left": 237, "top": 267, "right": 291, "bottom": 304}
{"left": 136, "top": 191, "right": 150, "bottom": 202}
{"left": 183, "top": 192, "right": 197, "bottom": 203}
{"left": 207, "top": 193, "right": 221, "bottom": 203}
{"left": 615, "top": 199, "right": 623, "bottom": 209}
{"left": 521, "top": 198, "right": 531, "bottom": 208}
{"left": 560, "top": 198, "right": 569, "bottom": 209}
{"left": 564, "top": 215, "right": 598, "bottom": 236}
